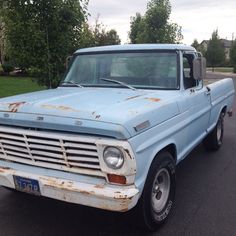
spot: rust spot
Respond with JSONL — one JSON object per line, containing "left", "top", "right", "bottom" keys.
{"left": 41, "top": 104, "right": 80, "bottom": 113}
{"left": 125, "top": 149, "right": 132, "bottom": 160}
{"left": 8, "top": 102, "right": 26, "bottom": 112}
{"left": 94, "top": 184, "right": 105, "bottom": 189}
{"left": 79, "top": 190, "right": 93, "bottom": 195}
{"left": 95, "top": 115, "right": 101, "bottom": 120}
{"left": 125, "top": 95, "right": 142, "bottom": 101}
{"left": 2, "top": 167, "right": 10, "bottom": 170}
{"left": 120, "top": 208, "right": 129, "bottom": 212}
{"left": 145, "top": 98, "right": 161, "bottom": 102}
{"left": 114, "top": 194, "right": 128, "bottom": 199}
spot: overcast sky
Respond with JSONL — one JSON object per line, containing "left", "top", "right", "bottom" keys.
{"left": 88, "top": 0, "right": 236, "bottom": 45}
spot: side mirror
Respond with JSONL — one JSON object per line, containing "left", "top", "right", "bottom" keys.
{"left": 66, "top": 56, "right": 73, "bottom": 70}
{"left": 193, "top": 57, "right": 206, "bottom": 80}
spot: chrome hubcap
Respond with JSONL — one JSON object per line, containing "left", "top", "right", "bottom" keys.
{"left": 151, "top": 168, "right": 170, "bottom": 213}
{"left": 217, "top": 119, "right": 222, "bottom": 141}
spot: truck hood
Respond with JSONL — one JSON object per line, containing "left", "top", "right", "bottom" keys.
{"left": 0, "top": 88, "right": 180, "bottom": 139}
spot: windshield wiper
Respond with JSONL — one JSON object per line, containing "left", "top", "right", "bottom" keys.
{"left": 100, "top": 78, "right": 136, "bottom": 91}
{"left": 60, "top": 81, "right": 84, "bottom": 88}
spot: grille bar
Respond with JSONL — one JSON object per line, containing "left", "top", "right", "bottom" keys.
{"left": 0, "top": 126, "right": 103, "bottom": 177}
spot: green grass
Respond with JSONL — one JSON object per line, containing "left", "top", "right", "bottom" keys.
{"left": 0, "top": 76, "right": 45, "bottom": 98}
{"left": 207, "top": 67, "right": 234, "bottom": 73}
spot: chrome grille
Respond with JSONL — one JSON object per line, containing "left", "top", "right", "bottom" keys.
{"left": 0, "top": 126, "right": 103, "bottom": 177}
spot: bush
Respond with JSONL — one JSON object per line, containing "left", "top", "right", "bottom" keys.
{"left": 2, "top": 62, "right": 14, "bottom": 74}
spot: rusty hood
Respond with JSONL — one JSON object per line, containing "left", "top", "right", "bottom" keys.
{"left": 0, "top": 88, "right": 180, "bottom": 139}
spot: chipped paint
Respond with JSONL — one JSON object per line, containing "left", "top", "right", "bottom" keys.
{"left": 8, "top": 102, "right": 26, "bottom": 112}
{"left": 41, "top": 104, "right": 80, "bottom": 113}
{"left": 94, "top": 184, "right": 105, "bottom": 189}
{"left": 145, "top": 98, "right": 161, "bottom": 102}
{"left": 95, "top": 115, "right": 101, "bottom": 120}
{"left": 125, "top": 149, "right": 133, "bottom": 160}
{"left": 125, "top": 95, "right": 142, "bottom": 101}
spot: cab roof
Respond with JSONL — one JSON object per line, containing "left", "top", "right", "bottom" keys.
{"left": 75, "top": 44, "right": 196, "bottom": 54}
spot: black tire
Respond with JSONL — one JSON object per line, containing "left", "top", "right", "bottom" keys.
{"left": 137, "top": 151, "right": 176, "bottom": 231}
{"left": 204, "top": 112, "right": 224, "bottom": 151}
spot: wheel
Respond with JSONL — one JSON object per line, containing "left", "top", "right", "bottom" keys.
{"left": 137, "top": 151, "right": 176, "bottom": 231}
{"left": 204, "top": 112, "right": 224, "bottom": 151}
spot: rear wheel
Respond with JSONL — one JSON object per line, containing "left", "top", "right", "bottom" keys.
{"left": 204, "top": 112, "right": 224, "bottom": 151}
{"left": 137, "top": 151, "right": 176, "bottom": 231}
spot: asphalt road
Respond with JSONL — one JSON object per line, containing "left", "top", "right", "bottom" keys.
{"left": 0, "top": 73, "right": 236, "bottom": 236}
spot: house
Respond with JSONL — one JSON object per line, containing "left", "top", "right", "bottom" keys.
{"left": 201, "top": 39, "right": 232, "bottom": 60}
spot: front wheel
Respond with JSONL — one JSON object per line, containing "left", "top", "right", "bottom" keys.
{"left": 137, "top": 151, "right": 176, "bottom": 231}
{"left": 204, "top": 112, "right": 224, "bottom": 151}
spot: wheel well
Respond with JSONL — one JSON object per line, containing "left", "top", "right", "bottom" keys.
{"left": 157, "top": 144, "right": 177, "bottom": 164}
{"left": 222, "top": 106, "right": 227, "bottom": 116}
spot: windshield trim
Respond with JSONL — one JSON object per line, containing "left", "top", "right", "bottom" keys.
{"left": 60, "top": 50, "right": 181, "bottom": 90}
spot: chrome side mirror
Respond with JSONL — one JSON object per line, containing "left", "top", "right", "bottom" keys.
{"left": 193, "top": 56, "right": 206, "bottom": 81}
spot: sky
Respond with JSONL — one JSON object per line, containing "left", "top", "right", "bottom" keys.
{"left": 88, "top": 0, "right": 236, "bottom": 45}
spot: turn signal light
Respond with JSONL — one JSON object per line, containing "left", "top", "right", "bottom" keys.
{"left": 107, "top": 174, "right": 126, "bottom": 185}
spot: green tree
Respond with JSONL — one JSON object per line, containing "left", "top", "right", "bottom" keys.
{"left": 191, "top": 39, "right": 199, "bottom": 50}
{"left": 230, "top": 40, "right": 236, "bottom": 73}
{"left": 191, "top": 39, "right": 206, "bottom": 56}
{"left": 205, "top": 30, "right": 225, "bottom": 72}
{"left": 129, "top": 13, "right": 143, "bottom": 44}
{"left": 129, "top": 0, "right": 183, "bottom": 44}
{"left": 0, "top": 16, "right": 5, "bottom": 64}
{"left": 80, "top": 17, "right": 121, "bottom": 48}
{"left": 1, "top": 0, "right": 88, "bottom": 87}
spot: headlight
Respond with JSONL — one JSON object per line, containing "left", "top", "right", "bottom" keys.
{"left": 103, "top": 146, "right": 124, "bottom": 169}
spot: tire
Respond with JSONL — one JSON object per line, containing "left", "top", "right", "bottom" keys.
{"left": 137, "top": 151, "right": 176, "bottom": 231}
{"left": 204, "top": 112, "right": 224, "bottom": 151}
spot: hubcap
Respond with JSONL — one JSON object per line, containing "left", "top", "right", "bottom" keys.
{"left": 151, "top": 168, "right": 170, "bottom": 213}
{"left": 217, "top": 119, "right": 222, "bottom": 142}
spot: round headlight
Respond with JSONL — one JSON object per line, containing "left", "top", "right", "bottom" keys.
{"left": 103, "top": 147, "right": 124, "bottom": 169}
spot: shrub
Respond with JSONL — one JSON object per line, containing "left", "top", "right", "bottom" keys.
{"left": 2, "top": 62, "right": 14, "bottom": 74}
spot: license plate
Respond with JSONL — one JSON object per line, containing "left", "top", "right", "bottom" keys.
{"left": 13, "top": 176, "right": 41, "bottom": 196}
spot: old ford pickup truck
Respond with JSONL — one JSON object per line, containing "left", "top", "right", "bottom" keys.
{"left": 0, "top": 44, "right": 234, "bottom": 230}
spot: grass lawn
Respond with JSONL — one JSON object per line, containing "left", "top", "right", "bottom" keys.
{"left": 207, "top": 67, "right": 234, "bottom": 73}
{"left": 0, "top": 76, "right": 46, "bottom": 98}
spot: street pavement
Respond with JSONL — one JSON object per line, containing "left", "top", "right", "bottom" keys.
{"left": 0, "top": 72, "right": 235, "bottom": 236}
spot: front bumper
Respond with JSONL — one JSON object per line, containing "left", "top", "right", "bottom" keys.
{"left": 0, "top": 166, "right": 139, "bottom": 212}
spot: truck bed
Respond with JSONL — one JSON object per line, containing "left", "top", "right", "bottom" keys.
{"left": 204, "top": 79, "right": 222, "bottom": 86}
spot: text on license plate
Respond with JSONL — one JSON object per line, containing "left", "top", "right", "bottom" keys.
{"left": 13, "top": 176, "right": 41, "bottom": 196}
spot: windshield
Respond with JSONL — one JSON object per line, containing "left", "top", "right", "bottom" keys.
{"left": 62, "top": 52, "right": 179, "bottom": 89}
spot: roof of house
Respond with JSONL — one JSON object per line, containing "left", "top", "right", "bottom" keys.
{"left": 201, "top": 39, "right": 232, "bottom": 48}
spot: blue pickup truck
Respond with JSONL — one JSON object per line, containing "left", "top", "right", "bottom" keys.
{"left": 0, "top": 44, "right": 234, "bottom": 230}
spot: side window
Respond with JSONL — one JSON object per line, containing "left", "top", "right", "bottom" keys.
{"left": 183, "top": 54, "right": 197, "bottom": 89}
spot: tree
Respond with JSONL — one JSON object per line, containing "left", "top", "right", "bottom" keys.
{"left": 80, "top": 17, "right": 121, "bottom": 48}
{"left": 205, "top": 30, "right": 225, "bottom": 72}
{"left": 129, "top": 13, "right": 143, "bottom": 44}
{"left": 129, "top": 0, "right": 183, "bottom": 44}
{"left": 191, "top": 39, "right": 199, "bottom": 50}
{"left": 0, "top": 16, "right": 6, "bottom": 64}
{"left": 191, "top": 39, "right": 206, "bottom": 56}
{"left": 1, "top": 0, "right": 88, "bottom": 87}
{"left": 230, "top": 40, "right": 236, "bottom": 73}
